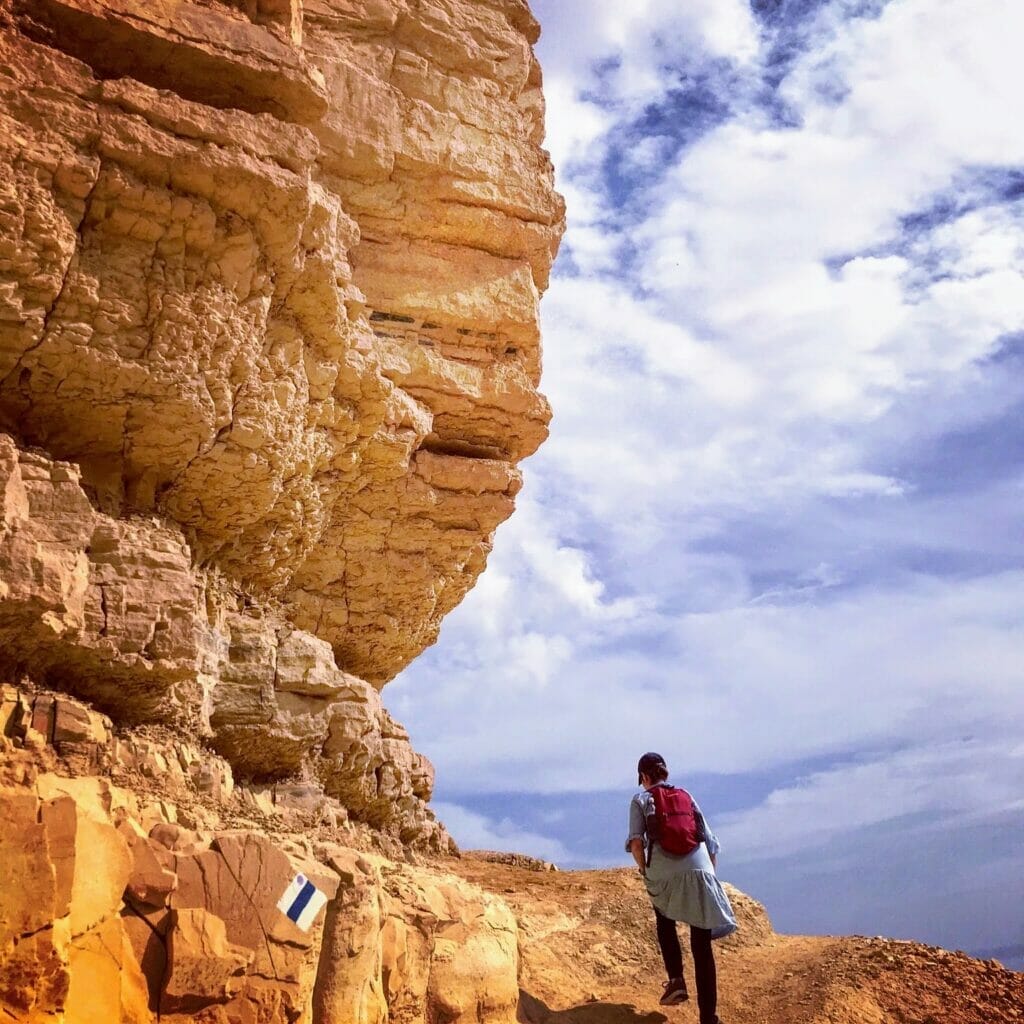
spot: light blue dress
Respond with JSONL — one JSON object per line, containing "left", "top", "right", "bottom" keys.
{"left": 626, "top": 783, "right": 737, "bottom": 940}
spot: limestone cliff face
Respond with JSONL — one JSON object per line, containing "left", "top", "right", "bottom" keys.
{"left": 0, "top": 0, "right": 562, "bottom": 836}
{"left": 0, "top": 433, "right": 447, "bottom": 845}
{"left": 0, "top": 2, "right": 561, "bottom": 1017}
{"left": 0, "top": 0, "right": 563, "bottom": 688}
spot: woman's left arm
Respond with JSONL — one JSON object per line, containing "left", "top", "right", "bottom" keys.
{"left": 628, "top": 838, "right": 646, "bottom": 874}
{"left": 625, "top": 794, "right": 649, "bottom": 875}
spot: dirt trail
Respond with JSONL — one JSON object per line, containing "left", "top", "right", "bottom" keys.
{"left": 444, "top": 856, "right": 1024, "bottom": 1024}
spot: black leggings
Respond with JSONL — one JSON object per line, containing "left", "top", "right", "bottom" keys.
{"left": 654, "top": 906, "right": 717, "bottom": 1024}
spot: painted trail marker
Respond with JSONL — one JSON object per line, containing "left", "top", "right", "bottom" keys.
{"left": 276, "top": 873, "right": 328, "bottom": 932}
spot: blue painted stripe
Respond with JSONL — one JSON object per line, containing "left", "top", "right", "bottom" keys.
{"left": 287, "top": 880, "right": 316, "bottom": 923}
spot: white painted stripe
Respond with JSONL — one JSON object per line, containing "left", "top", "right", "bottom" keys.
{"left": 275, "top": 872, "right": 328, "bottom": 933}
{"left": 276, "top": 874, "right": 307, "bottom": 915}
{"left": 295, "top": 887, "right": 328, "bottom": 932}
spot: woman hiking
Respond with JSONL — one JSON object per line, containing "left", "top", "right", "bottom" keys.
{"left": 626, "top": 752, "right": 736, "bottom": 1022}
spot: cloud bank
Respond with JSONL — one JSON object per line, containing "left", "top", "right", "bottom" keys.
{"left": 390, "top": 0, "right": 1024, "bottom": 966}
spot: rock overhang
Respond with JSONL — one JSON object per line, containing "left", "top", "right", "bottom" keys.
{"left": 0, "top": 0, "right": 564, "bottom": 688}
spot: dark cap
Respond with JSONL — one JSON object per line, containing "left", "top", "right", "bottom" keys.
{"left": 637, "top": 752, "right": 667, "bottom": 784}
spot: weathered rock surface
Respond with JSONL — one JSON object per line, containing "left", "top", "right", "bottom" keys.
{"left": 0, "top": 744, "right": 519, "bottom": 1023}
{"left": 0, "top": 596, "right": 448, "bottom": 846}
{"left": 0, "top": 0, "right": 563, "bottom": 1018}
{"left": 0, "top": 0, "right": 563, "bottom": 685}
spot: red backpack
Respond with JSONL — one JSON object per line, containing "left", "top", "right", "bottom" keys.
{"left": 646, "top": 785, "right": 702, "bottom": 863}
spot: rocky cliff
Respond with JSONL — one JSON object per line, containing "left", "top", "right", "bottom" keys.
{"left": 1, "top": 1, "right": 565, "bottom": 1018}
{"left": 0, "top": 0, "right": 562, "bottom": 682}
{"left": 0, "top": 0, "right": 563, "bottom": 834}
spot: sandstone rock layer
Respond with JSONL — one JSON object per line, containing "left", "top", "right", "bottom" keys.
{"left": 0, "top": 736, "right": 520, "bottom": 1024}
{"left": 0, "top": 0, "right": 563, "bottom": 686}
{"left": 0, "top": 0, "right": 562, "bottom": 1018}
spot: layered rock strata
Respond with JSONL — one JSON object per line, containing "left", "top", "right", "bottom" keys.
{"left": 0, "top": 722, "right": 519, "bottom": 1023}
{"left": 0, "top": 443, "right": 445, "bottom": 845}
{"left": 0, "top": 0, "right": 563, "bottom": 684}
{"left": 0, "top": 0, "right": 562, "bottom": 1017}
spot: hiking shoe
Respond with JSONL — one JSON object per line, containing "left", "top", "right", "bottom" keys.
{"left": 659, "top": 977, "right": 689, "bottom": 1005}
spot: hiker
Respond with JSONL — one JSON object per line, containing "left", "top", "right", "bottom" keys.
{"left": 626, "top": 752, "right": 736, "bottom": 1022}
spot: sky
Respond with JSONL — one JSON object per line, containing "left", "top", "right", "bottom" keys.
{"left": 389, "top": 0, "right": 1024, "bottom": 970}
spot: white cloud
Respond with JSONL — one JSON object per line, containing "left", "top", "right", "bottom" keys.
{"left": 393, "top": 0, "right": 1024, "bottom": 950}
{"left": 535, "top": 0, "right": 758, "bottom": 103}
{"left": 397, "top": 569, "right": 1024, "bottom": 794}
{"left": 534, "top": 0, "right": 762, "bottom": 276}
{"left": 432, "top": 802, "right": 573, "bottom": 863}
{"left": 718, "top": 737, "right": 1024, "bottom": 864}
{"left": 930, "top": 205, "right": 1024, "bottom": 279}
{"left": 795, "top": 0, "right": 1024, "bottom": 166}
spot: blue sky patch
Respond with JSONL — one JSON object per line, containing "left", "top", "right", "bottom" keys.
{"left": 398, "top": 0, "right": 1024, "bottom": 968}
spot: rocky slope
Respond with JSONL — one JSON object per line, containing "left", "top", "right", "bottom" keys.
{"left": 449, "top": 857, "right": 1024, "bottom": 1024}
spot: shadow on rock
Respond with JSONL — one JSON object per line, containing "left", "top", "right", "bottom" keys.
{"left": 519, "top": 989, "right": 669, "bottom": 1024}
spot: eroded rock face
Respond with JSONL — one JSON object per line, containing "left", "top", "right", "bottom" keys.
{"left": 0, "top": 435, "right": 205, "bottom": 723}
{"left": 0, "top": 756, "right": 518, "bottom": 1023}
{"left": 0, "top": 446, "right": 448, "bottom": 842}
{"left": 0, "top": 0, "right": 562, "bottom": 685}
{"left": 0, "top": 1, "right": 561, "bottom": 1016}
{"left": 0, "top": 0, "right": 561, "bottom": 834}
